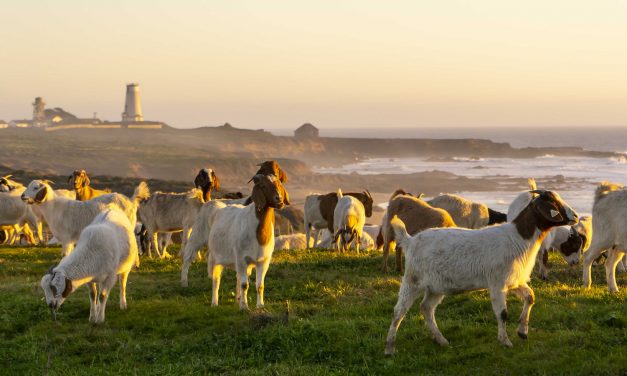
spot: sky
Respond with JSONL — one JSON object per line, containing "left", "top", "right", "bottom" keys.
{"left": 1, "top": 1, "right": 627, "bottom": 129}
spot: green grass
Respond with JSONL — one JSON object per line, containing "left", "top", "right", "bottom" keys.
{"left": 0, "top": 246, "right": 625, "bottom": 375}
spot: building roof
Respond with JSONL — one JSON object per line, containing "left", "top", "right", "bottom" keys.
{"left": 295, "top": 123, "right": 318, "bottom": 131}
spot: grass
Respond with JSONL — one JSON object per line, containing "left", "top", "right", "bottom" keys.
{"left": 0, "top": 245, "right": 625, "bottom": 375}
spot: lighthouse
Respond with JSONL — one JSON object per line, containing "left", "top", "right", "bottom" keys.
{"left": 122, "top": 83, "right": 143, "bottom": 122}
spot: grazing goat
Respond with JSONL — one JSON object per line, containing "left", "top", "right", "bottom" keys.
{"left": 304, "top": 190, "right": 373, "bottom": 250}
{"left": 138, "top": 189, "right": 204, "bottom": 258}
{"left": 537, "top": 225, "right": 584, "bottom": 280}
{"left": 582, "top": 182, "right": 627, "bottom": 293}
{"left": 21, "top": 180, "right": 148, "bottom": 256}
{"left": 382, "top": 190, "right": 456, "bottom": 273}
{"left": 180, "top": 174, "right": 287, "bottom": 311}
{"left": 68, "top": 170, "right": 111, "bottom": 201}
{"left": 318, "top": 229, "right": 374, "bottom": 251}
{"left": 333, "top": 189, "right": 366, "bottom": 253}
{"left": 194, "top": 168, "right": 221, "bottom": 202}
{"left": 384, "top": 190, "right": 577, "bottom": 354}
{"left": 428, "top": 194, "right": 505, "bottom": 229}
{"left": 40, "top": 209, "right": 138, "bottom": 323}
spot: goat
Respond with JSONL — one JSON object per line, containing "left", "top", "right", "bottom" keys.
{"left": 40, "top": 209, "right": 138, "bottom": 323}
{"left": 537, "top": 225, "right": 584, "bottom": 280}
{"left": 382, "top": 191, "right": 456, "bottom": 273}
{"left": 180, "top": 174, "right": 287, "bottom": 311}
{"left": 333, "top": 189, "right": 366, "bottom": 253}
{"left": 137, "top": 189, "right": 204, "bottom": 258}
{"left": 318, "top": 229, "right": 374, "bottom": 251}
{"left": 582, "top": 182, "right": 627, "bottom": 293}
{"left": 384, "top": 190, "right": 577, "bottom": 354}
{"left": 68, "top": 170, "right": 111, "bottom": 201}
{"left": 428, "top": 194, "right": 505, "bottom": 229}
{"left": 0, "top": 185, "right": 41, "bottom": 244}
{"left": 304, "top": 190, "right": 373, "bottom": 250}
{"left": 21, "top": 180, "right": 149, "bottom": 256}
{"left": 194, "top": 168, "right": 221, "bottom": 202}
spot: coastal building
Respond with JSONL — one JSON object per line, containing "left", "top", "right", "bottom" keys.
{"left": 7, "top": 83, "right": 165, "bottom": 130}
{"left": 294, "top": 123, "right": 319, "bottom": 139}
{"left": 0, "top": 120, "right": 8, "bottom": 129}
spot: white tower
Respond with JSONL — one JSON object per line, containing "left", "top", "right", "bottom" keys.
{"left": 122, "top": 83, "right": 143, "bottom": 122}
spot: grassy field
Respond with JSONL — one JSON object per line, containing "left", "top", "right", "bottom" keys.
{"left": 0, "top": 245, "right": 625, "bottom": 375}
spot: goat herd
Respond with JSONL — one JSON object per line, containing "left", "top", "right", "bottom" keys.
{"left": 0, "top": 162, "right": 625, "bottom": 353}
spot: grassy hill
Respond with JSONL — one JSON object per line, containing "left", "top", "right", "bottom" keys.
{"left": 1, "top": 245, "right": 625, "bottom": 375}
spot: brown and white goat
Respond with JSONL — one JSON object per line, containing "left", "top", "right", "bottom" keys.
{"left": 68, "top": 170, "right": 111, "bottom": 201}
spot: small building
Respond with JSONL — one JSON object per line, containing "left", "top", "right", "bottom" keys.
{"left": 294, "top": 123, "right": 319, "bottom": 139}
{"left": 0, "top": 120, "right": 7, "bottom": 129}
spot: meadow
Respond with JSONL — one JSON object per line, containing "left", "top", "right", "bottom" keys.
{"left": 1, "top": 245, "right": 625, "bottom": 375}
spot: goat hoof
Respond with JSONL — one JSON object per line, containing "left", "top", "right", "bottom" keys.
{"left": 517, "top": 331, "right": 528, "bottom": 340}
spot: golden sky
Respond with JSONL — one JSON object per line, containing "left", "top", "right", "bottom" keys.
{"left": 1, "top": 1, "right": 626, "bottom": 129}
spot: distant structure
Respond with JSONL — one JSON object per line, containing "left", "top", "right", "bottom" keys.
{"left": 294, "top": 123, "right": 319, "bottom": 139}
{"left": 122, "top": 83, "right": 143, "bottom": 122}
{"left": 32, "top": 97, "right": 46, "bottom": 127}
{"left": 7, "top": 83, "right": 164, "bottom": 130}
{"left": 0, "top": 120, "right": 8, "bottom": 129}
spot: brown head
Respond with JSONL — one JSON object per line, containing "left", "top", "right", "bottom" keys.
{"left": 68, "top": 170, "right": 90, "bottom": 190}
{"left": 513, "top": 190, "right": 578, "bottom": 239}
{"left": 250, "top": 174, "right": 288, "bottom": 211}
{"left": 256, "top": 161, "right": 288, "bottom": 183}
{"left": 194, "top": 168, "right": 220, "bottom": 201}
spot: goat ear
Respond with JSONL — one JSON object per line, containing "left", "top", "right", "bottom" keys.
{"left": 278, "top": 168, "right": 288, "bottom": 183}
{"left": 212, "top": 171, "right": 220, "bottom": 191}
{"left": 62, "top": 278, "right": 72, "bottom": 298}
{"left": 83, "top": 174, "right": 90, "bottom": 187}
{"left": 534, "top": 199, "right": 564, "bottom": 223}
{"left": 281, "top": 184, "right": 290, "bottom": 205}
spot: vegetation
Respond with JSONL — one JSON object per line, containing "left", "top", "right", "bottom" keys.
{"left": 1, "top": 245, "right": 625, "bottom": 375}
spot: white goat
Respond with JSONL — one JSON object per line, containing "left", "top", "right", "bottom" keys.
{"left": 0, "top": 186, "right": 41, "bottom": 244}
{"left": 40, "top": 209, "right": 138, "bottom": 323}
{"left": 537, "top": 225, "right": 584, "bottom": 279}
{"left": 582, "top": 182, "right": 627, "bottom": 293}
{"left": 21, "top": 180, "right": 149, "bottom": 256}
{"left": 384, "top": 190, "right": 577, "bottom": 354}
{"left": 138, "top": 189, "right": 204, "bottom": 258}
{"left": 180, "top": 174, "right": 287, "bottom": 310}
{"left": 333, "top": 189, "right": 366, "bottom": 253}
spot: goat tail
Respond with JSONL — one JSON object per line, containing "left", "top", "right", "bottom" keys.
{"left": 389, "top": 215, "right": 410, "bottom": 251}
{"left": 594, "top": 181, "right": 623, "bottom": 204}
{"left": 131, "top": 182, "right": 150, "bottom": 206}
{"left": 337, "top": 188, "right": 343, "bottom": 199}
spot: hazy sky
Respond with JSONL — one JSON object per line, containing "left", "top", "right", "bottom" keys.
{"left": 2, "top": 1, "right": 627, "bottom": 129}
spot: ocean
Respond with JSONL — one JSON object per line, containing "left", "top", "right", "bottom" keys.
{"left": 283, "top": 126, "right": 626, "bottom": 215}
{"left": 312, "top": 155, "right": 626, "bottom": 215}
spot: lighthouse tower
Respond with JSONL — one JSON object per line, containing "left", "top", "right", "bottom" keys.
{"left": 122, "top": 83, "right": 143, "bottom": 122}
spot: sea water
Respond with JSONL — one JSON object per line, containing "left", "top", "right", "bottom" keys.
{"left": 313, "top": 155, "right": 627, "bottom": 215}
